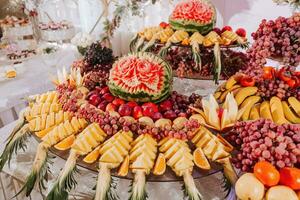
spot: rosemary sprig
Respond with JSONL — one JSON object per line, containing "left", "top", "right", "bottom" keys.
{"left": 0, "top": 125, "right": 30, "bottom": 171}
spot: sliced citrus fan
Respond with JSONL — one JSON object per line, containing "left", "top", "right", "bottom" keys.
{"left": 153, "top": 153, "right": 166, "bottom": 175}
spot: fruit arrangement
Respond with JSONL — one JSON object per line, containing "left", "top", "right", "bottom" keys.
{"left": 0, "top": 51, "right": 240, "bottom": 200}
{"left": 130, "top": 0, "right": 248, "bottom": 83}
{"left": 235, "top": 161, "right": 300, "bottom": 200}
{"left": 245, "top": 13, "right": 300, "bottom": 78}
{"left": 214, "top": 67, "right": 300, "bottom": 125}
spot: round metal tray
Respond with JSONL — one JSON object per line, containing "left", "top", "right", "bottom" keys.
{"left": 34, "top": 136, "right": 222, "bottom": 182}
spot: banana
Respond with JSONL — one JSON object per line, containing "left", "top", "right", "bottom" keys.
{"left": 260, "top": 101, "right": 273, "bottom": 121}
{"left": 282, "top": 101, "right": 300, "bottom": 124}
{"left": 270, "top": 97, "right": 289, "bottom": 125}
{"left": 249, "top": 104, "right": 260, "bottom": 120}
{"left": 239, "top": 96, "right": 261, "bottom": 121}
{"left": 288, "top": 97, "right": 300, "bottom": 117}
{"left": 225, "top": 76, "right": 238, "bottom": 90}
{"left": 234, "top": 87, "right": 258, "bottom": 106}
{"left": 219, "top": 85, "right": 241, "bottom": 103}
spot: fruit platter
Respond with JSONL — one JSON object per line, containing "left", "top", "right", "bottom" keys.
{"left": 130, "top": 0, "right": 249, "bottom": 83}
{"left": 0, "top": 1, "right": 299, "bottom": 200}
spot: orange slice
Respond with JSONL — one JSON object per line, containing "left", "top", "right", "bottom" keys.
{"left": 153, "top": 153, "right": 166, "bottom": 175}
{"left": 217, "top": 134, "right": 234, "bottom": 152}
{"left": 181, "top": 38, "right": 189, "bottom": 46}
{"left": 83, "top": 146, "right": 101, "bottom": 164}
{"left": 35, "top": 126, "right": 54, "bottom": 138}
{"left": 54, "top": 135, "right": 75, "bottom": 151}
{"left": 193, "top": 148, "right": 211, "bottom": 170}
{"left": 118, "top": 155, "right": 129, "bottom": 177}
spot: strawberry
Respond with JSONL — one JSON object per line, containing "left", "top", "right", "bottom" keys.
{"left": 133, "top": 106, "right": 143, "bottom": 119}
{"left": 221, "top": 26, "right": 233, "bottom": 33}
{"left": 236, "top": 28, "right": 246, "bottom": 37}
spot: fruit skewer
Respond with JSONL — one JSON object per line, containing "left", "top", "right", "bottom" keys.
{"left": 0, "top": 100, "right": 62, "bottom": 172}
{"left": 17, "top": 117, "right": 87, "bottom": 197}
{"left": 95, "top": 130, "right": 133, "bottom": 200}
{"left": 191, "top": 126, "right": 237, "bottom": 184}
{"left": 46, "top": 123, "right": 107, "bottom": 200}
{"left": 159, "top": 137, "right": 203, "bottom": 200}
{"left": 128, "top": 134, "right": 158, "bottom": 200}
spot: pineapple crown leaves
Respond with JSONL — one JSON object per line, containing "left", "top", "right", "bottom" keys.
{"left": 0, "top": 125, "right": 30, "bottom": 172}
{"left": 92, "top": 177, "right": 119, "bottom": 200}
{"left": 46, "top": 165, "right": 79, "bottom": 200}
{"left": 181, "top": 182, "right": 202, "bottom": 200}
{"left": 14, "top": 151, "right": 53, "bottom": 198}
{"left": 220, "top": 169, "right": 232, "bottom": 199}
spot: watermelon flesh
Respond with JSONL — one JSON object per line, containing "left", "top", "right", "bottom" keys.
{"left": 108, "top": 52, "right": 172, "bottom": 103}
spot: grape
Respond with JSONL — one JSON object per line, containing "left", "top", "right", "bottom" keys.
{"left": 227, "top": 119, "right": 300, "bottom": 171}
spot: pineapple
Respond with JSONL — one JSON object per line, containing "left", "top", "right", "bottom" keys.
{"left": 189, "top": 32, "right": 204, "bottom": 70}
{"left": 95, "top": 130, "right": 133, "bottom": 200}
{"left": 17, "top": 117, "right": 87, "bottom": 197}
{"left": 46, "top": 123, "right": 107, "bottom": 200}
{"left": 159, "top": 138, "right": 203, "bottom": 200}
{"left": 192, "top": 127, "right": 237, "bottom": 184}
{"left": 128, "top": 134, "right": 157, "bottom": 200}
{"left": 25, "top": 102, "right": 61, "bottom": 121}
{"left": 28, "top": 91, "right": 58, "bottom": 104}
{"left": 142, "top": 27, "right": 174, "bottom": 52}
{"left": 159, "top": 30, "right": 189, "bottom": 57}
{"left": 221, "top": 30, "right": 248, "bottom": 48}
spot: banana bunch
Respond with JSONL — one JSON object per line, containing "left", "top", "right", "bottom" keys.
{"left": 158, "top": 137, "right": 203, "bottom": 200}
{"left": 46, "top": 123, "right": 107, "bottom": 200}
{"left": 215, "top": 76, "right": 300, "bottom": 125}
{"left": 95, "top": 130, "right": 133, "bottom": 200}
{"left": 128, "top": 134, "right": 157, "bottom": 200}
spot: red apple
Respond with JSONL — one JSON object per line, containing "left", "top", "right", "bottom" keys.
{"left": 106, "top": 103, "right": 117, "bottom": 112}
{"left": 97, "top": 101, "right": 108, "bottom": 111}
{"left": 142, "top": 102, "right": 159, "bottom": 117}
{"left": 152, "top": 112, "right": 163, "bottom": 120}
{"left": 118, "top": 104, "right": 132, "bottom": 116}
{"left": 163, "top": 110, "right": 177, "bottom": 120}
{"left": 87, "top": 90, "right": 99, "bottom": 99}
{"left": 133, "top": 106, "right": 143, "bottom": 119}
{"left": 102, "top": 93, "right": 114, "bottom": 102}
{"left": 236, "top": 28, "right": 246, "bottom": 37}
{"left": 222, "top": 26, "right": 233, "bottom": 33}
{"left": 99, "top": 86, "right": 110, "bottom": 95}
{"left": 112, "top": 98, "right": 125, "bottom": 106}
{"left": 89, "top": 94, "right": 101, "bottom": 106}
{"left": 127, "top": 101, "right": 138, "bottom": 108}
{"left": 159, "top": 100, "right": 173, "bottom": 112}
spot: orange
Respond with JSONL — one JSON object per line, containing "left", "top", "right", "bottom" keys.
{"left": 83, "top": 146, "right": 101, "bottom": 164}
{"left": 181, "top": 38, "right": 189, "bottom": 46}
{"left": 54, "top": 135, "right": 75, "bottom": 151}
{"left": 153, "top": 153, "right": 166, "bottom": 175}
{"left": 217, "top": 134, "right": 234, "bottom": 152}
{"left": 118, "top": 155, "right": 129, "bottom": 177}
{"left": 254, "top": 161, "right": 280, "bottom": 187}
{"left": 193, "top": 148, "right": 211, "bottom": 170}
{"left": 35, "top": 126, "right": 54, "bottom": 138}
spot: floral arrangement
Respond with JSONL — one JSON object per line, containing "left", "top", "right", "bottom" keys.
{"left": 71, "top": 32, "right": 95, "bottom": 56}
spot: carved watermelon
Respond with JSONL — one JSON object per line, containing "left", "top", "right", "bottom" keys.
{"left": 169, "top": 0, "right": 216, "bottom": 34}
{"left": 108, "top": 52, "right": 172, "bottom": 103}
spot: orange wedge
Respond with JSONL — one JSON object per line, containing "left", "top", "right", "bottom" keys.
{"left": 153, "top": 153, "right": 166, "bottom": 175}
{"left": 83, "top": 146, "right": 101, "bottom": 164}
{"left": 35, "top": 126, "right": 55, "bottom": 138}
{"left": 181, "top": 38, "right": 189, "bottom": 46}
{"left": 118, "top": 155, "right": 129, "bottom": 177}
{"left": 193, "top": 148, "right": 211, "bottom": 170}
{"left": 217, "top": 134, "right": 234, "bottom": 152}
{"left": 54, "top": 135, "right": 75, "bottom": 151}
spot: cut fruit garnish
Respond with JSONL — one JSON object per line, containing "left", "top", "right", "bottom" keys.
{"left": 118, "top": 155, "right": 129, "bottom": 177}
{"left": 54, "top": 134, "right": 75, "bottom": 151}
{"left": 153, "top": 153, "right": 166, "bottom": 175}
{"left": 83, "top": 145, "right": 101, "bottom": 164}
{"left": 193, "top": 148, "right": 211, "bottom": 170}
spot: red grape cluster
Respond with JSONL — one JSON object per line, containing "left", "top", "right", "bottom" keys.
{"left": 245, "top": 13, "right": 300, "bottom": 79}
{"left": 227, "top": 119, "right": 300, "bottom": 171}
{"left": 57, "top": 83, "right": 81, "bottom": 113}
{"left": 257, "top": 79, "right": 292, "bottom": 100}
{"left": 150, "top": 44, "right": 248, "bottom": 79}
{"left": 83, "top": 70, "right": 109, "bottom": 90}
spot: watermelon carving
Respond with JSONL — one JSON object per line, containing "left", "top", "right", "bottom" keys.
{"left": 108, "top": 52, "right": 172, "bottom": 103}
{"left": 169, "top": 0, "right": 216, "bottom": 34}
